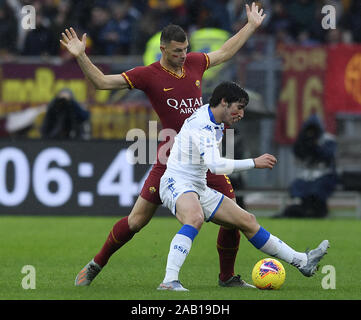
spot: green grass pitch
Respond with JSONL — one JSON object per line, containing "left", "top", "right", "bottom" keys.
{"left": 0, "top": 215, "right": 360, "bottom": 300}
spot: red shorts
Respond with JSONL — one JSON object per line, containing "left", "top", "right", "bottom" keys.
{"left": 140, "top": 163, "right": 236, "bottom": 205}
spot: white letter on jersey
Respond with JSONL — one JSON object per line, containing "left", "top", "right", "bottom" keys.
{"left": 167, "top": 99, "right": 179, "bottom": 110}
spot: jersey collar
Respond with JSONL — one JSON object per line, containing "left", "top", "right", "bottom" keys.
{"left": 208, "top": 105, "right": 222, "bottom": 125}
{"left": 160, "top": 64, "right": 186, "bottom": 79}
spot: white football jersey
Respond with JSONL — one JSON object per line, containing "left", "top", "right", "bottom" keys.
{"left": 165, "top": 104, "right": 225, "bottom": 188}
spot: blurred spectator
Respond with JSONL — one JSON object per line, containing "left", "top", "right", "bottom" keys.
{"left": 287, "top": 0, "right": 317, "bottom": 39}
{"left": 325, "top": 28, "right": 342, "bottom": 45}
{"left": 148, "top": 0, "right": 188, "bottom": 30}
{"left": 274, "top": 29, "right": 295, "bottom": 52}
{"left": 131, "top": 0, "right": 187, "bottom": 54}
{"left": 99, "top": 1, "right": 140, "bottom": 55}
{"left": 341, "top": 29, "right": 353, "bottom": 43}
{"left": 276, "top": 114, "right": 339, "bottom": 218}
{"left": 64, "top": 0, "right": 96, "bottom": 31}
{"left": 188, "top": 0, "right": 231, "bottom": 31}
{"left": 267, "top": 0, "right": 291, "bottom": 34}
{"left": 45, "top": 0, "right": 75, "bottom": 57}
{"left": 41, "top": 0, "right": 58, "bottom": 22}
{"left": 324, "top": 27, "right": 354, "bottom": 46}
{"left": 268, "top": 1, "right": 295, "bottom": 50}
{"left": 86, "top": 6, "right": 112, "bottom": 55}
{"left": 22, "top": 9, "right": 57, "bottom": 56}
{"left": 148, "top": 0, "right": 187, "bottom": 14}
{"left": 225, "top": 0, "right": 245, "bottom": 33}
{"left": 0, "top": 2, "right": 18, "bottom": 56}
{"left": 297, "top": 30, "right": 320, "bottom": 46}
{"left": 0, "top": 0, "right": 360, "bottom": 56}
{"left": 131, "top": 9, "right": 160, "bottom": 54}
{"left": 51, "top": 0, "right": 73, "bottom": 37}
{"left": 41, "top": 89, "right": 90, "bottom": 139}
{"left": 339, "top": 0, "right": 361, "bottom": 43}
{"left": 227, "top": 0, "right": 272, "bottom": 33}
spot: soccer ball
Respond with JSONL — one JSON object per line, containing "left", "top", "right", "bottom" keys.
{"left": 252, "top": 258, "right": 286, "bottom": 290}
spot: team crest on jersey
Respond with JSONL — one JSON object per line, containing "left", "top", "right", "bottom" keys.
{"left": 149, "top": 186, "right": 157, "bottom": 193}
{"left": 195, "top": 80, "right": 200, "bottom": 88}
{"left": 203, "top": 125, "right": 213, "bottom": 132}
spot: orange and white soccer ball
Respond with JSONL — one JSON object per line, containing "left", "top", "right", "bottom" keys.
{"left": 252, "top": 258, "right": 286, "bottom": 290}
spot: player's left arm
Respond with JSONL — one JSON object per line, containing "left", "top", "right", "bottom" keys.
{"left": 198, "top": 130, "right": 276, "bottom": 174}
{"left": 207, "top": 2, "right": 266, "bottom": 68}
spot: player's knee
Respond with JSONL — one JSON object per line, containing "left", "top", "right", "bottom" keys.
{"left": 244, "top": 212, "right": 259, "bottom": 233}
{"left": 128, "top": 217, "right": 143, "bottom": 232}
{"left": 184, "top": 212, "right": 204, "bottom": 231}
{"left": 248, "top": 212, "right": 257, "bottom": 224}
{"left": 128, "top": 212, "right": 149, "bottom": 232}
{"left": 237, "top": 211, "right": 258, "bottom": 233}
{"left": 128, "top": 199, "right": 157, "bottom": 232}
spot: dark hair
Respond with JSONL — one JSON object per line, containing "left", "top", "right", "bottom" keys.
{"left": 160, "top": 24, "right": 187, "bottom": 44}
{"left": 209, "top": 81, "right": 249, "bottom": 107}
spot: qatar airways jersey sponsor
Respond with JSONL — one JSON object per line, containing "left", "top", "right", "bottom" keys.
{"left": 122, "top": 52, "right": 209, "bottom": 132}
{"left": 166, "top": 96, "right": 203, "bottom": 114}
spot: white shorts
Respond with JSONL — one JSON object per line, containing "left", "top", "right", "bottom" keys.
{"left": 160, "top": 173, "right": 224, "bottom": 222}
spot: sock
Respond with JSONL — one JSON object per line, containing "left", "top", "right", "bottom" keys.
{"left": 249, "top": 226, "right": 307, "bottom": 268}
{"left": 94, "top": 217, "right": 136, "bottom": 267}
{"left": 217, "top": 227, "right": 240, "bottom": 282}
{"left": 162, "top": 225, "right": 198, "bottom": 283}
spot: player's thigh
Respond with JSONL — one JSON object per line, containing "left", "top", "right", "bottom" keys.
{"left": 128, "top": 195, "right": 159, "bottom": 232}
{"left": 206, "top": 173, "right": 237, "bottom": 231}
{"left": 206, "top": 172, "right": 236, "bottom": 200}
{"left": 128, "top": 164, "right": 164, "bottom": 231}
{"left": 140, "top": 164, "right": 165, "bottom": 205}
{"left": 211, "top": 196, "right": 259, "bottom": 237}
{"left": 175, "top": 192, "right": 204, "bottom": 230}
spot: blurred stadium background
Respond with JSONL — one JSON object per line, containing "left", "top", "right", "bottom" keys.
{"left": 0, "top": 0, "right": 361, "bottom": 219}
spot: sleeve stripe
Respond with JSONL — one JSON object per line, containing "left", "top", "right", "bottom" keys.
{"left": 203, "top": 53, "right": 210, "bottom": 70}
{"left": 121, "top": 72, "right": 134, "bottom": 89}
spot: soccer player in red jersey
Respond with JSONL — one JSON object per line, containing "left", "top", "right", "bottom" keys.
{"left": 60, "top": 2, "right": 266, "bottom": 287}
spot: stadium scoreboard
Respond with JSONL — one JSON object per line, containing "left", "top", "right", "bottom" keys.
{"left": 0, "top": 140, "right": 167, "bottom": 216}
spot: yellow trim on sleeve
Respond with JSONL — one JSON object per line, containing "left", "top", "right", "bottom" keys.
{"left": 121, "top": 72, "right": 134, "bottom": 89}
{"left": 203, "top": 53, "right": 210, "bottom": 70}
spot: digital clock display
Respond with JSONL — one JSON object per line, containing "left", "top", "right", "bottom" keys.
{"left": 0, "top": 140, "right": 168, "bottom": 216}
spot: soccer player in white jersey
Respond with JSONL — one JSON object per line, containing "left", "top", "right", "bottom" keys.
{"left": 158, "top": 81, "right": 329, "bottom": 291}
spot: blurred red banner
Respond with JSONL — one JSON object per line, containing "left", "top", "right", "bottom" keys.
{"left": 275, "top": 44, "right": 361, "bottom": 144}
{"left": 275, "top": 46, "right": 329, "bottom": 144}
{"left": 324, "top": 44, "right": 361, "bottom": 114}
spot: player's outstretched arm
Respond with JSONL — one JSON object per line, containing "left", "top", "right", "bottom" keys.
{"left": 200, "top": 133, "right": 263, "bottom": 174}
{"left": 207, "top": 2, "right": 266, "bottom": 68}
{"left": 60, "top": 28, "right": 128, "bottom": 90}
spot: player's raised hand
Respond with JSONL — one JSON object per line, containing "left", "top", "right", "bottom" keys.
{"left": 254, "top": 153, "right": 277, "bottom": 169}
{"left": 60, "top": 27, "right": 86, "bottom": 57}
{"left": 246, "top": 2, "right": 266, "bottom": 29}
